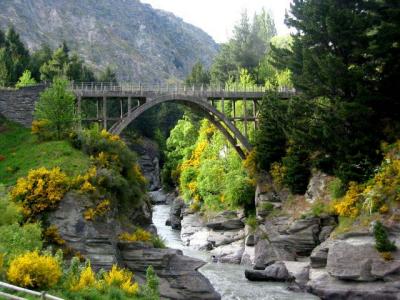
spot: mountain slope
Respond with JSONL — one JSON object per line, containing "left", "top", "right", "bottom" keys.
{"left": 0, "top": 0, "right": 219, "bottom": 82}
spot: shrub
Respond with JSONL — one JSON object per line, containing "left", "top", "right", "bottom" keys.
{"left": 270, "top": 162, "right": 287, "bottom": 188}
{"left": 119, "top": 228, "right": 152, "bottom": 243}
{"left": 83, "top": 199, "right": 111, "bottom": 221}
{"left": 15, "top": 70, "right": 36, "bottom": 88}
{"left": 328, "top": 178, "right": 346, "bottom": 199}
{"left": 0, "top": 185, "right": 22, "bottom": 226}
{"left": 103, "top": 265, "right": 139, "bottom": 296}
{"left": 0, "top": 223, "right": 43, "bottom": 265}
{"left": 69, "top": 263, "right": 98, "bottom": 291}
{"left": 10, "top": 167, "right": 69, "bottom": 218}
{"left": 34, "top": 77, "right": 77, "bottom": 139}
{"left": 282, "top": 145, "right": 311, "bottom": 194}
{"left": 245, "top": 214, "right": 258, "bottom": 230}
{"left": 373, "top": 221, "right": 396, "bottom": 252}
{"left": 333, "top": 182, "right": 363, "bottom": 217}
{"left": 44, "top": 225, "right": 65, "bottom": 246}
{"left": 7, "top": 251, "right": 62, "bottom": 289}
{"left": 142, "top": 266, "right": 159, "bottom": 300}
{"left": 31, "top": 119, "right": 53, "bottom": 141}
{"left": 151, "top": 236, "right": 166, "bottom": 249}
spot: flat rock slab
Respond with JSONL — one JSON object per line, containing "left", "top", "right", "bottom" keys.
{"left": 206, "top": 218, "right": 245, "bottom": 230}
{"left": 327, "top": 241, "right": 400, "bottom": 281}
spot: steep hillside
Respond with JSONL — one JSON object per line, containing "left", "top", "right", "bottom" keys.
{"left": 0, "top": 0, "right": 219, "bottom": 82}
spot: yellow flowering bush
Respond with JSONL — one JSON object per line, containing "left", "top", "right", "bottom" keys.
{"left": 44, "top": 225, "right": 65, "bottom": 246}
{"left": 31, "top": 119, "right": 52, "bottom": 141}
{"left": 243, "top": 149, "right": 257, "bottom": 178}
{"left": 100, "top": 129, "right": 121, "bottom": 143}
{"left": 11, "top": 167, "right": 69, "bottom": 218}
{"left": 7, "top": 251, "right": 61, "bottom": 289}
{"left": 270, "top": 162, "right": 287, "bottom": 188}
{"left": 69, "top": 264, "right": 98, "bottom": 291}
{"left": 84, "top": 199, "right": 111, "bottom": 221}
{"left": 72, "top": 167, "right": 97, "bottom": 194}
{"left": 103, "top": 265, "right": 139, "bottom": 295}
{"left": 333, "top": 182, "right": 363, "bottom": 217}
{"left": 119, "top": 228, "right": 152, "bottom": 242}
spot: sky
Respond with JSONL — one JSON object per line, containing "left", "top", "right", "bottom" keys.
{"left": 140, "top": 0, "right": 293, "bottom": 43}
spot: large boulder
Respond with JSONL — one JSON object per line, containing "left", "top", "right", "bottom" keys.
{"left": 310, "top": 240, "right": 336, "bottom": 269}
{"left": 326, "top": 241, "right": 400, "bottom": 281}
{"left": 245, "top": 261, "right": 293, "bottom": 282}
{"left": 305, "top": 171, "right": 333, "bottom": 204}
{"left": 206, "top": 211, "right": 244, "bottom": 231}
{"left": 149, "top": 189, "right": 167, "bottom": 204}
{"left": 308, "top": 268, "right": 400, "bottom": 300}
{"left": 170, "top": 197, "right": 185, "bottom": 230}
{"left": 211, "top": 239, "right": 245, "bottom": 264}
{"left": 119, "top": 242, "right": 221, "bottom": 300}
{"left": 253, "top": 238, "right": 295, "bottom": 270}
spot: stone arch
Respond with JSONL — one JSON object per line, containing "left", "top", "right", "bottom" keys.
{"left": 108, "top": 95, "right": 252, "bottom": 159}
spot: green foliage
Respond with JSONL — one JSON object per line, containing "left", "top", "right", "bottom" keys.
{"left": 0, "top": 118, "right": 90, "bottom": 187}
{"left": 210, "top": 9, "right": 277, "bottom": 84}
{"left": 0, "top": 185, "right": 22, "bottom": 226}
{"left": 34, "top": 77, "right": 77, "bottom": 139}
{"left": 0, "top": 223, "right": 43, "bottom": 265}
{"left": 151, "top": 236, "right": 166, "bottom": 249}
{"left": 185, "top": 62, "right": 210, "bottom": 86}
{"left": 282, "top": 144, "right": 311, "bottom": 195}
{"left": 142, "top": 266, "right": 159, "bottom": 300}
{"left": 15, "top": 70, "right": 36, "bottom": 88}
{"left": 245, "top": 214, "right": 258, "bottom": 230}
{"left": 98, "top": 66, "right": 117, "bottom": 83}
{"left": 70, "top": 125, "right": 146, "bottom": 207}
{"left": 329, "top": 178, "right": 346, "bottom": 200}
{"left": 373, "top": 221, "right": 397, "bottom": 253}
{"left": 0, "top": 26, "right": 30, "bottom": 86}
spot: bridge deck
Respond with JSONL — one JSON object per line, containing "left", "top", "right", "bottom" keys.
{"left": 71, "top": 83, "right": 295, "bottom": 100}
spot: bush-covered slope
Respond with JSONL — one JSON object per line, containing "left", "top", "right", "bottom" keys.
{"left": 0, "top": 116, "right": 90, "bottom": 186}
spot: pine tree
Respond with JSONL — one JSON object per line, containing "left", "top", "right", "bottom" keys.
{"left": 6, "top": 26, "right": 30, "bottom": 83}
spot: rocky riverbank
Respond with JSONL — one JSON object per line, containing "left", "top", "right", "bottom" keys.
{"left": 164, "top": 170, "right": 400, "bottom": 300}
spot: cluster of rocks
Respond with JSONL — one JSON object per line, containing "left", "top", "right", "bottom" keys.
{"left": 48, "top": 191, "right": 220, "bottom": 300}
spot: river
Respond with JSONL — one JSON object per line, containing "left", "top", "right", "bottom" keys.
{"left": 152, "top": 204, "right": 318, "bottom": 300}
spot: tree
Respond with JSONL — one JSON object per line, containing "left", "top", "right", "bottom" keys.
{"left": 34, "top": 78, "right": 76, "bottom": 139}
{"left": 264, "top": 0, "right": 400, "bottom": 183}
{"left": 16, "top": 70, "right": 36, "bottom": 88}
{"left": 98, "top": 66, "right": 117, "bottom": 83}
{"left": 6, "top": 26, "right": 30, "bottom": 83}
{"left": 0, "top": 47, "right": 12, "bottom": 86}
{"left": 185, "top": 62, "right": 210, "bottom": 86}
{"left": 29, "top": 44, "right": 52, "bottom": 81}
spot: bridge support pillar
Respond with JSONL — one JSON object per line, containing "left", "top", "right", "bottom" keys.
{"left": 128, "top": 96, "right": 132, "bottom": 117}
{"left": 103, "top": 96, "right": 107, "bottom": 130}
{"left": 244, "top": 98, "right": 248, "bottom": 138}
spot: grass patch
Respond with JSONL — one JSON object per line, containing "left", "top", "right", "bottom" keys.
{"left": 0, "top": 118, "right": 90, "bottom": 186}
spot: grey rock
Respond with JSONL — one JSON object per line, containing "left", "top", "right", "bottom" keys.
{"left": 326, "top": 241, "right": 400, "bottom": 281}
{"left": 245, "top": 261, "right": 293, "bottom": 282}
{"left": 245, "top": 234, "right": 255, "bottom": 246}
{"left": 149, "top": 189, "right": 167, "bottom": 204}
{"left": 170, "top": 197, "right": 185, "bottom": 230}
{"left": 211, "top": 240, "right": 245, "bottom": 264}
{"left": 119, "top": 242, "right": 221, "bottom": 300}
{"left": 253, "top": 238, "right": 295, "bottom": 270}
{"left": 284, "top": 261, "right": 310, "bottom": 289}
{"left": 310, "top": 240, "right": 336, "bottom": 268}
{"left": 206, "top": 218, "right": 244, "bottom": 231}
{"left": 305, "top": 171, "right": 332, "bottom": 204}
{"left": 319, "top": 225, "right": 335, "bottom": 243}
{"left": 308, "top": 268, "right": 400, "bottom": 300}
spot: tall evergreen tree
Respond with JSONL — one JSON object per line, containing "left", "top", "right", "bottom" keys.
{"left": 5, "top": 26, "right": 30, "bottom": 83}
{"left": 185, "top": 62, "right": 210, "bottom": 86}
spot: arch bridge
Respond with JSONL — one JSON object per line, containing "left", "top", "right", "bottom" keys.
{"left": 71, "top": 83, "right": 295, "bottom": 159}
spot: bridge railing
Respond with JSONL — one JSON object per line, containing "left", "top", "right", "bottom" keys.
{"left": 70, "top": 82, "right": 296, "bottom": 97}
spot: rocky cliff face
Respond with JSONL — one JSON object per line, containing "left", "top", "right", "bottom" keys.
{"left": 0, "top": 0, "right": 219, "bottom": 82}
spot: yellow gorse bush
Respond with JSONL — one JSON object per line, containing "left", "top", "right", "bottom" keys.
{"left": 103, "top": 265, "right": 139, "bottom": 295}
{"left": 7, "top": 251, "right": 61, "bottom": 289}
{"left": 333, "top": 140, "right": 400, "bottom": 217}
{"left": 69, "top": 264, "right": 98, "bottom": 291}
{"left": 333, "top": 182, "right": 363, "bottom": 217}
{"left": 83, "top": 199, "right": 111, "bottom": 221}
{"left": 119, "top": 228, "right": 152, "bottom": 242}
{"left": 11, "top": 167, "right": 69, "bottom": 218}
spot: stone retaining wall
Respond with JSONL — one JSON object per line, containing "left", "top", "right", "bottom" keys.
{"left": 0, "top": 85, "right": 45, "bottom": 127}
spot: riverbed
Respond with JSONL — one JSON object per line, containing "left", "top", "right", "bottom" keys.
{"left": 153, "top": 204, "right": 318, "bottom": 300}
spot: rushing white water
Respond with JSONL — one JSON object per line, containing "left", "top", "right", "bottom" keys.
{"left": 152, "top": 204, "right": 319, "bottom": 300}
